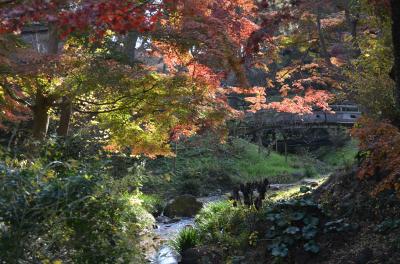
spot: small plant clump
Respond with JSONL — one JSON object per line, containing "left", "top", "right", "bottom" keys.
{"left": 170, "top": 227, "right": 200, "bottom": 253}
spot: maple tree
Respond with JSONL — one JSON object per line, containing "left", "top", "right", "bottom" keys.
{"left": 0, "top": 0, "right": 163, "bottom": 35}
{"left": 352, "top": 117, "right": 400, "bottom": 196}
{"left": 3, "top": 1, "right": 400, "bottom": 263}
{"left": 235, "top": 0, "right": 357, "bottom": 114}
{"left": 0, "top": 0, "right": 264, "bottom": 157}
{"left": 0, "top": 0, "right": 165, "bottom": 139}
{"left": 0, "top": 35, "right": 31, "bottom": 129}
{"left": 0, "top": 0, "right": 377, "bottom": 157}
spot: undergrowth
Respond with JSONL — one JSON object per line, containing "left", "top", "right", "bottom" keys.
{"left": 317, "top": 140, "right": 358, "bottom": 169}
{"left": 175, "top": 186, "right": 356, "bottom": 263}
{"left": 145, "top": 136, "right": 331, "bottom": 197}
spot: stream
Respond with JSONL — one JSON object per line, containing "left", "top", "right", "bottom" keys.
{"left": 147, "top": 181, "right": 321, "bottom": 264}
{"left": 148, "top": 195, "right": 226, "bottom": 264}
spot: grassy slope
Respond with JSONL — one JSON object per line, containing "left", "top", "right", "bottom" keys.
{"left": 231, "top": 139, "right": 297, "bottom": 175}
{"left": 319, "top": 140, "right": 358, "bottom": 168}
{"left": 144, "top": 137, "right": 344, "bottom": 197}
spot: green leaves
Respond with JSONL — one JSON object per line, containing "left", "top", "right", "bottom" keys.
{"left": 263, "top": 195, "right": 351, "bottom": 260}
{"left": 324, "top": 219, "right": 352, "bottom": 233}
{"left": 302, "top": 225, "right": 318, "bottom": 239}
{"left": 0, "top": 157, "right": 152, "bottom": 263}
{"left": 303, "top": 216, "right": 319, "bottom": 226}
{"left": 375, "top": 219, "right": 400, "bottom": 233}
{"left": 284, "top": 226, "right": 300, "bottom": 234}
{"left": 264, "top": 196, "right": 324, "bottom": 259}
{"left": 304, "top": 240, "right": 320, "bottom": 253}
{"left": 290, "top": 212, "right": 306, "bottom": 221}
{"left": 269, "top": 243, "right": 289, "bottom": 257}
{"left": 171, "top": 227, "right": 200, "bottom": 253}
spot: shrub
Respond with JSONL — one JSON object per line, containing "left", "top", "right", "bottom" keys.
{"left": 352, "top": 117, "right": 400, "bottom": 196}
{"left": 0, "top": 158, "right": 151, "bottom": 263}
{"left": 195, "top": 201, "right": 251, "bottom": 249}
{"left": 304, "top": 165, "right": 318, "bottom": 178}
{"left": 139, "top": 193, "right": 165, "bottom": 216}
{"left": 177, "top": 177, "right": 201, "bottom": 196}
{"left": 170, "top": 227, "right": 200, "bottom": 253}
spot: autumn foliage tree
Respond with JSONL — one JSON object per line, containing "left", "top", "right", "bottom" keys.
{"left": 0, "top": 0, "right": 261, "bottom": 156}
{"left": 0, "top": 0, "right": 353, "bottom": 157}
{"left": 352, "top": 117, "right": 400, "bottom": 196}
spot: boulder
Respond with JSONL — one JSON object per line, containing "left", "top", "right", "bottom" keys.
{"left": 301, "top": 179, "right": 319, "bottom": 187}
{"left": 181, "top": 246, "right": 223, "bottom": 264}
{"left": 164, "top": 195, "right": 203, "bottom": 218}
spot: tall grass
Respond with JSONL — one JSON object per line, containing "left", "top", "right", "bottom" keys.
{"left": 170, "top": 227, "right": 200, "bottom": 253}
{"left": 319, "top": 140, "right": 358, "bottom": 168}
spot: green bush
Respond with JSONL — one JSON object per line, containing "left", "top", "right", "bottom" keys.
{"left": 262, "top": 196, "right": 324, "bottom": 258}
{"left": 170, "top": 227, "right": 200, "bottom": 253}
{"left": 178, "top": 178, "right": 202, "bottom": 196}
{"left": 139, "top": 193, "right": 165, "bottom": 216}
{"left": 0, "top": 157, "right": 152, "bottom": 263}
{"left": 304, "top": 165, "right": 318, "bottom": 178}
{"left": 195, "top": 201, "right": 252, "bottom": 249}
{"left": 319, "top": 140, "right": 358, "bottom": 168}
{"left": 191, "top": 189, "right": 355, "bottom": 261}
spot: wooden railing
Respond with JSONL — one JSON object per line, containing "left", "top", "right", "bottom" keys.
{"left": 242, "top": 105, "right": 361, "bottom": 131}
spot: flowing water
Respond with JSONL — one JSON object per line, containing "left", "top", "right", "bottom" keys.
{"left": 149, "top": 217, "right": 195, "bottom": 264}
{"left": 149, "top": 195, "right": 227, "bottom": 264}
{"left": 147, "top": 183, "right": 313, "bottom": 264}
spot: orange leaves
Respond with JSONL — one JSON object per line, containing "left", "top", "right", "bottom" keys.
{"left": 330, "top": 57, "right": 346, "bottom": 67}
{"left": 279, "top": 84, "right": 291, "bottom": 96}
{"left": 240, "top": 86, "right": 266, "bottom": 113}
{"left": 161, "top": 0, "right": 260, "bottom": 70}
{"left": 320, "top": 12, "right": 346, "bottom": 30}
{"left": 170, "top": 124, "right": 197, "bottom": 142}
{"left": 265, "top": 59, "right": 336, "bottom": 115}
{"left": 0, "top": 92, "right": 31, "bottom": 130}
{"left": 187, "top": 63, "right": 223, "bottom": 88}
{"left": 267, "top": 97, "right": 313, "bottom": 114}
{"left": 352, "top": 117, "right": 400, "bottom": 196}
{"left": 303, "top": 89, "right": 332, "bottom": 110}
{"left": 59, "top": 1, "right": 163, "bottom": 37}
{"left": 264, "top": 88, "right": 332, "bottom": 114}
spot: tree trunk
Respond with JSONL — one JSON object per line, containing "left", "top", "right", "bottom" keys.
{"left": 124, "top": 31, "right": 139, "bottom": 65}
{"left": 47, "top": 22, "right": 59, "bottom": 54}
{"left": 344, "top": 7, "right": 361, "bottom": 57}
{"left": 30, "top": 22, "right": 60, "bottom": 140}
{"left": 391, "top": 0, "right": 400, "bottom": 114}
{"left": 317, "top": 9, "right": 332, "bottom": 67}
{"left": 57, "top": 97, "right": 73, "bottom": 137}
{"left": 32, "top": 92, "right": 50, "bottom": 140}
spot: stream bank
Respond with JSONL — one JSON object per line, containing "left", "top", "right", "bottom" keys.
{"left": 146, "top": 180, "right": 324, "bottom": 264}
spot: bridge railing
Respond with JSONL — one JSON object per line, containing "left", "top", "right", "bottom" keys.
{"left": 244, "top": 105, "right": 362, "bottom": 129}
